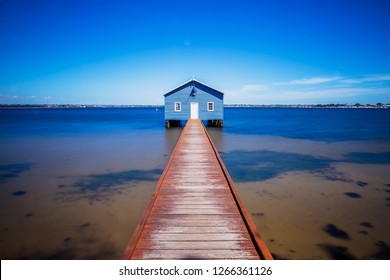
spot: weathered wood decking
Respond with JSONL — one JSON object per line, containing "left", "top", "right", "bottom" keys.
{"left": 123, "top": 119, "right": 272, "bottom": 260}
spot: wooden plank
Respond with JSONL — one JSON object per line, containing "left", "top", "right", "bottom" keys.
{"left": 136, "top": 240, "right": 255, "bottom": 250}
{"left": 148, "top": 214, "right": 244, "bottom": 220}
{"left": 150, "top": 208, "right": 239, "bottom": 215}
{"left": 142, "top": 225, "right": 247, "bottom": 234}
{"left": 131, "top": 249, "right": 260, "bottom": 260}
{"left": 122, "top": 119, "right": 272, "bottom": 260}
{"left": 156, "top": 197, "right": 232, "bottom": 203}
{"left": 152, "top": 204, "right": 238, "bottom": 209}
{"left": 140, "top": 233, "right": 252, "bottom": 241}
{"left": 146, "top": 219, "right": 243, "bottom": 228}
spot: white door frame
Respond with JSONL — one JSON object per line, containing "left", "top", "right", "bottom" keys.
{"left": 190, "top": 102, "right": 199, "bottom": 119}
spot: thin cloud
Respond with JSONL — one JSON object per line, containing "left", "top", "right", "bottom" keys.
{"left": 0, "top": 94, "right": 37, "bottom": 101}
{"left": 275, "top": 76, "right": 340, "bottom": 85}
{"left": 341, "top": 74, "right": 390, "bottom": 84}
{"left": 283, "top": 87, "right": 370, "bottom": 99}
{"left": 241, "top": 84, "right": 268, "bottom": 91}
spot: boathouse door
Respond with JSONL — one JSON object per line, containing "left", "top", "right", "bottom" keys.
{"left": 190, "top": 102, "right": 199, "bottom": 119}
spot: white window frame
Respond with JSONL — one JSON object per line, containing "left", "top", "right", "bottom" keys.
{"left": 174, "top": 102, "right": 181, "bottom": 112}
{"left": 207, "top": 102, "right": 214, "bottom": 111}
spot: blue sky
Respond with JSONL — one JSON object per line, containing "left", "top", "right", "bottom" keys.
{"left": 0, "top": 0, "right": 389, "bottom": 105}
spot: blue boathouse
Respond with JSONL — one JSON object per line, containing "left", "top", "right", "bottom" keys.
{"left": 164, "top": 79, "right": 224, "bottom": 127}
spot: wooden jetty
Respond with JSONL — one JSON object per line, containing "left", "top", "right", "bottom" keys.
{"left": 123, "top": 119, "right": 272, "bottom": 260}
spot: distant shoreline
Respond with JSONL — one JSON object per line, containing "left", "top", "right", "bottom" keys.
{"left": 0, "top": 103, "right": 389, "bottom": 109}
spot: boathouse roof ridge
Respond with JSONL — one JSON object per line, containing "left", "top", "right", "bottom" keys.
{"left": 163, "top": 78, "right": 225, "bottom": 97}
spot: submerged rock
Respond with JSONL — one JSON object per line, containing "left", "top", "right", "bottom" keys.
{"left": 344, "top": 192, "right": 361, "bottom": 198}
{"left": 12, "top": 191, "right": 26, "bottom": 196}
{"left": 323, "top": 224, "right": 350, "bottom": 240}
{"left": 318, "top": 244, "right": 356, "bottom": 260}
{"left": 251, "top": 212, "right": 265, "bottom": 217}
{"left": 360, "top": 222, "right": 374, "bottom": 228}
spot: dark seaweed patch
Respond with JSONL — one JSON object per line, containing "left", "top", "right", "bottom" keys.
{"left": 386, "top": 197, "right": 390, "bottom": 201}
{"left": 358, "top": 230, "right": 368, "bottom": 235}
{"left": 371, "top": 241, "right": 390, "bottom": 259}
{"left": 220, "top": 150, "right": 390, "bottom": 183}
{"left": 323, "top": 224, "right": 350, "bottom": 240}
{"left": 25, "top": 213, "right": 33, "bottom": 217}
{"left": 43, "top": 247, "right": 115, "bottom": 260}
{"left": 343, "top": 152, "right": 390, "bottom": 165}
{"left": 318, "top": 244, "right": 356, "bottom": 260}
{"left": 18, "top": 238, "right": 118, "bottom": 259}
{"left": 251, "top": 212, "right": 264, "bottom": 217}
{"left": 220, "top": 150, "right": 332, "bottom": 182}
{"left": 80, "top": 223, "right": 90, "bottom": 228}
{"left": 12, "top": 191, "right": 26, "bottom": 196}
{"left": 385, "top": 184, "right": 390, "bottom": 187}
{"left": 360, "top": 222, "right": 373, "bottom": 228}
{"left": 319, "top": 167, "right": 351, "bottom": 182}
{"left": 84, "top": 238, "right": 97, "bottom": 244}
{"left": 57, "top": 168, "right": 162, "bottom": 202}
{"left": 385, "top": 190, "right": 390, "bottom": 193}
{"left": 0, "top": 163, "right": 32, "bottom": 183}
{"left": 270, "top": 253, "right": 288, "bottom": 260}
{"left": 344, "top": 192, "right": 361, "bottom": 198}
{"left": 71, "top": 169, "right": 162, "bottom": 191}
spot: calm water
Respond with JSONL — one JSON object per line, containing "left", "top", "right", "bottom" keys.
{"left": 0, "top": 108, "right": 389, "bottom": 259}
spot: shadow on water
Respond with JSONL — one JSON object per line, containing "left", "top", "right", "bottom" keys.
{"left": 57, "top": 169, "right": 163, "bottom": 202}
{"left": 0, "top": 163, "right": 33, "bottom": 183}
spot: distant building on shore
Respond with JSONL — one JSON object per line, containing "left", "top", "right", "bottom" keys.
{"left": 163, "top": 79, "right": 224, "bottom": 127}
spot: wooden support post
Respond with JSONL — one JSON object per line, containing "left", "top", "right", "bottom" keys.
{"left": 166, "top": 120, "right": 182, "bottom": 128}
{"left": 207, "top": 120, "right": 223, "bottom": 127}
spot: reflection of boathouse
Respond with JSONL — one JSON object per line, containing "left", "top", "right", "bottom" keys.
{"left": 163, "top": 79, "right": 224, "bottom": 127}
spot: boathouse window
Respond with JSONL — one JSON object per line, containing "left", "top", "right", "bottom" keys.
{"left": 174, "top": 102, "right": 181, "bottom": 112}
{"left": 207, "top": 102, "right": 214, "bottom": 111}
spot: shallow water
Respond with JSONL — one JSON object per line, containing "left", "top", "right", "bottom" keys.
{"left": 0, "top": 108, "right": 181, "bottom": 259}
{"left": 1, "top": 108, "right": 389, "bottom": 259}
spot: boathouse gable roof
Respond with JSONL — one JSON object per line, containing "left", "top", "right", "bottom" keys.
{"left": 163, "top": 79, "right": 224, "bottom": 98}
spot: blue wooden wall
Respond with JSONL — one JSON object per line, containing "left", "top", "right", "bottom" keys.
{"left": 164, "top": 80, "right": 224, "bottom": 121}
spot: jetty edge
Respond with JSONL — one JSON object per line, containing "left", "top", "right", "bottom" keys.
{"left": 122, "top": 119, "right": 273, "bottom": 260}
